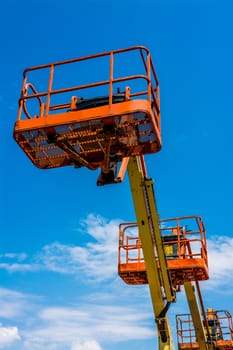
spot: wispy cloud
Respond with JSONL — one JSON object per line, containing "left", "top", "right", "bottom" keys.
{"left": 0, "top": 215, "right": 154, "bottom": 350}
{"left": 0, "top": 253, "right": 27, "bottom": 261}
{"left": 0, "top": 326, "right": 20, "bottom": 348}
{"left": 0, "top": 289, "right": 37, "bottom": 349}
{"left": 21, "top": 302, "right": 153, "bottom": 350}
{"left": 0, "top": 288, "right": 41, "bottom": 320}
{"left": 205, "top": 235, "right": 233, "bottom": 290}
{"left": 0, "top": 282, "right": 153, "bottom": 350}
{"left": 0, "top": 252, "right": 39, "bottom": 273}
{"left": 71, "top": 340, "right": 102, "bottom": 350}
{"left": 0, "top": 262, "right": 40, "bottom": 273}
{"left": 33, "top": 214, "right": 120, "bottom": 282}
{"left": 0, "top": 214, "right": 120, "bottom": 282}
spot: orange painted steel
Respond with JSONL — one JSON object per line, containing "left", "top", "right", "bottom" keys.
{"left": 118, "top": 216, "right": 209, "bottom": 288}
{"left": 176, "top": 310, "right": 233, "bottom": 350}
{"left": 14, "top": 46, "right": 161, "bottom": 171}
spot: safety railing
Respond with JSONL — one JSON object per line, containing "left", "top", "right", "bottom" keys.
{"left": 176, "top": 313, "right": 197, "bottom": 345}
{"left": 16, "top": 45, "right": 160, "bottom": 130}
{"left": 118, "top": 216, "right": 208, "bottom": 268}
{"left": 176, "top": 310, "right": 233, "bottom": 347}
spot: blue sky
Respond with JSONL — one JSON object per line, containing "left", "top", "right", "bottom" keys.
{"left": 0, "top": 0, "right": 233, "bottom": 349}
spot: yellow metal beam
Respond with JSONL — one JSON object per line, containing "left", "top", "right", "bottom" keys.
{"left": 184, "top": 282, "right": 209, "bottom": 350}
{"left": 127, "top": 156, "right": 175, "bottom": 349}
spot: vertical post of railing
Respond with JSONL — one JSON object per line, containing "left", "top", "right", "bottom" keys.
{"left": 45, "top": 64, "right": 54, "bottom": 116}
{"left": 137, "top": 238, "right": 141, "bottom": 263}
{"left": 188, "top": 314, "right": 192, "bottom": 343}
{"left": 109, "top": 52, "right": 113, "bottom": 104}
{"left": 17, "top": 73, "right": 28, "bottom": 120}
{"left": 150, "top": 57, "right": 161, "bottom": 132}
{"left": 146, "top": 51, "right": 151, "bottom": 103}
{"left": 126, "top": 235, "right": 129, "bottom": 265}
{"left": 118, "top": 240, "right": 121, "bottom": 267}
{"left": 176, "top": 218, "right": 181, "bottom": 258}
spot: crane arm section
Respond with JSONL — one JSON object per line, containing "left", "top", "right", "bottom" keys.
{"left": 184, "top": 282, "right": 212, "bottom": 350}
{"left": 127, "top": 156, "right": 176, "bottom": 350}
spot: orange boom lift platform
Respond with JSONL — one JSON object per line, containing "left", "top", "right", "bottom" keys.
{"left": 14, "top": 46, "right": 161, "bottom": 183}
{"left": 118, "top": 215, "right": 209, "bottom": 289}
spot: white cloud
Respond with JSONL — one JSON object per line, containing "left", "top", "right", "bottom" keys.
{"left": 21, "top": 300, "right": 153, "bottom": 350}
{"left": 0, "top": 287, "right": 42, "bottom": 321}
{"left": 80, "top": 214, "right": 119, "bottom": 243}
{"left": 0, "top": 251, "right": 38, "bottom": 273}
{"left": 0, "top": 262, "right": 39, "bottom": 273}
{"left": 71, "top": 340, "right": 102, "bottom": 350}
{"left": 0, "top": 326, "right": 20, "bottom": 348}
{"left": 0, "top": 211, "right": 154, "bottom": 350}
{"left": 33, "top": 214, "right": 120, "bottom": 282}
{"left": 0, "top": 253, "right": 27, "bottom": 261}
{"left": 35, "top": 242, "right": 88, "bottom": 275}
{"left": 36, "top": 302, "right": 153, "bottom": 341}
{"left": 205, "top": 235, "right": 233, "bottom": 290}
{"left": 0, "top": 214, "right": 120, "bottom": 282}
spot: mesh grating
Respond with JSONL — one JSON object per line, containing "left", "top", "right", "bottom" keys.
{"left": 14, "top": 111, "right": 160, "bottom": 169}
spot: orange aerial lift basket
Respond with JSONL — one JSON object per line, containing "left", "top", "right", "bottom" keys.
{"left": 176, "top": 309, "right": 233, "bottom": 350}
{"left": 14, "top": 46, "right": 161, "bottom": 174}
{"left": 118, "top": 216, "right": 209, "bottom": 288}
